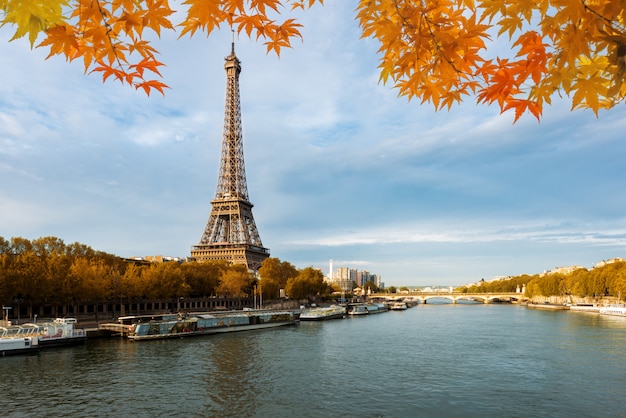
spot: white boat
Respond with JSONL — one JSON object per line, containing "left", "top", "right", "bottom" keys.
{"left": 348, "top": 305, "right": 369, "bottom": 316}
{"left": 127, "top": 309, "right": 298, "bottom": 341}
{"left": 37, "top": 318, "right": 86, "bottom": 348}
{"left": 300, "top": 305, "right": 346, "bottom": 321}
{"left": 0, "top": 318, "right": 86, "bottom": 356}
{"left": 1, "top": 327, "right": 39, "bottom": 357}
{"left": 568, "top": 304, "right": 600, "bottom": 313}
{"left": 390, "top": 302, "right": 408, "bottom": 311}
{"left": 599, "top": 304, "right": 626, "bottom": 317}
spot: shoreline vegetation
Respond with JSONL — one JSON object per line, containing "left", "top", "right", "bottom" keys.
{"left": 2, "top": 236, "right": 625, "bottom": 324}
{"left": 0, "top": 236, "right": 331, "bottom": 322}
{"left": 459, "top": 263, "right": 626, "bottom": 305}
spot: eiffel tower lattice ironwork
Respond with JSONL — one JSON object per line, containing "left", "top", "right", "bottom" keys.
{"left": 191, "top": 43, "right": 269, "bottom": 271}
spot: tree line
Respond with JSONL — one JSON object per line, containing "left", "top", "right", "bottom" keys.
{"left": 0, "top": 236, "right": 334, "bottom": 317}
{"left": 463, "top": 261, "right": 626, "bottom": 299}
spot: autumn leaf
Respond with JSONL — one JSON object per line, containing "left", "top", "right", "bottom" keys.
{"left": 142, "top": 0, "right": 175, "bottom": 36}
{"left": 3, "top": 0, "right": 625, "bottom": 121}
{"left": 2, "top": 0, "right": 69, "bottom": 45}
{"left": 136, "top": 79, "right": 169, "bottom": 96}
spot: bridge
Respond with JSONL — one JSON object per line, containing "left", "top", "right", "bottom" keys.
{"left": 374, "top": 292, "right": 526, "bottom": 304}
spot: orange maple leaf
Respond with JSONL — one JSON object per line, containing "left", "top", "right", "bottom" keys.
{"left": 136, "top": 79, "right": 169, "bottom": 96}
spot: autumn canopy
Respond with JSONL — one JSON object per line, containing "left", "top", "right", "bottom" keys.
{"left": 1, "top": 0, "right": 625, "bottom": 121}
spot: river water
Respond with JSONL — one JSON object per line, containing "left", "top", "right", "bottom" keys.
{"left": 1, "top": 304, "right": 625, "bottom": 417}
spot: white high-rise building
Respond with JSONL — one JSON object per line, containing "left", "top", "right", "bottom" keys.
{"left": 329, "top": 259, "right": 333, "bottom": 280}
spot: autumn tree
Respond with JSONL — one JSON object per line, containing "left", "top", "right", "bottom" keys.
{"left": 121, "top": 262, "right": 145, "bottom": 302}
{"left": 258, "top": 257, "right": 298, "bottom": 300}
{"left": 524, "top": 278, "right": 540, "bottom": 298}
{"left": 181, "top": 261, "right": 222, "bottom": 297}
{"left": 0, "top": 252, "right": 12, "bottom": 303}
{"left": 2, "top": 0, "right": 625, "bottom": 121}
{"left": 611, "top": 265, "right": 626, "bottom": 299}
{"left": 0, "top": 236, "right": 10, "bottom": 254}
{"left": 285, "top": 267, "right": 329, "bottom": 300}
{"left": 150, "top": 262, "right": 190, "bottom": 299}
{"left": 216, "top": 264, "right": 254, "bottom": 298}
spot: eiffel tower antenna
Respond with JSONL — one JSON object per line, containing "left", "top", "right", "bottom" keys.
{"left": 191, "top": 44, "right": 270, "bottom": 271}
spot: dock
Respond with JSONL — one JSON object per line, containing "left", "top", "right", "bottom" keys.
{"left": 85, "top": 323, "right": 132, "bottom": 338}
{"left": 527, "top": 303, "right": 569, "bottom": 310}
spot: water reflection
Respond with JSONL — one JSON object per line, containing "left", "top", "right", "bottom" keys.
{"left": 203, "top": 332, "right": 262, "bottom": 415}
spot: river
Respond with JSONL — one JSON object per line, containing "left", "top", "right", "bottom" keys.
{"left": 1, "top": 304, "right": 625, "bottom": 417}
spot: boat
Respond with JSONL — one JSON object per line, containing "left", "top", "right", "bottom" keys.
{"left": 127, "top": 309, "right": 298, "bottom": 341}
{"left": 527, "top": 302, "right": 569, "bottom": 310}
{"left": 365, "top": 303, "right": 389, "bottom": 314}
{"left": 37, "top": 318, "right": 86, "bottom": 348}
{"left": 0, "top": 318, "right": 86, "bottom": 356}
{"left": 568, "top": 304, "right": 600, "bottom": 313}
{"left": 390, "top": 301, "right": 408, "bottom": 311}
{"left": 347, "top": 305, "right": 369, "bottom": 316}
{"left": 1, "top": 327, "right": 39, "bottom": 357}
{"left": 300, "top": 305, "right": 346, "bottom": 321}
{"left": 599, "top": 304, "right": 626, "bottom": 317}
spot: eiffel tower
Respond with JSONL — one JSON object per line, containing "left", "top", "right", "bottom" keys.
{"left": 191, "top": 43, "right": 270, "bottom": 271}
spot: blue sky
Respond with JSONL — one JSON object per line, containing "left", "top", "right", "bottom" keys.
{"left": 1, "top": 1, "right": 626, "bottom": 287}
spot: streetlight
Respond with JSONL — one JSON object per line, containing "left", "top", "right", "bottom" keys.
{"left": 13, "top": 298, "right": 22, "bottom": 324}
{"left": 2, "top": 305, "right": 12, "bottom": 325}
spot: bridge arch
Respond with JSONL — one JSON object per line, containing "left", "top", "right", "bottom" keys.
{"left": 372, "top": 292, "right": 526, "bottom": 304}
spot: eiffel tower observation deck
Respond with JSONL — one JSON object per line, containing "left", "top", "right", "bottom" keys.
{"left": 191, "top": 43, "right": 270, "bottom": 271}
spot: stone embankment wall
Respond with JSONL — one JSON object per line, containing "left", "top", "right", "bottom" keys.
{"left": 528, "top": 295, "right": 619, "bottom": 305}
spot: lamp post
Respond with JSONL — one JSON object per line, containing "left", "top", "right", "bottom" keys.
{"left": 2, "top": 305, "right": 12, "bottom": 325}
{"left": 13, "top": 298, "right": 22, "bottom": 324}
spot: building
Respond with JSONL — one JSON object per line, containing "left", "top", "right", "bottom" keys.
{"left": 327, "top": 263, "right": 383, "bottom": 292}
{"left": 190, "top": 43, "right": 269, "bottom": 271}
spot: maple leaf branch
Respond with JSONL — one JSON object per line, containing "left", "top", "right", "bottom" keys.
{"left": 92, "top": 0, "right": 127, "bottom": 72}
{"left": 579, "top": 1, "right": 626, "bottom": 104}
{"left": 580, "top": 0, "right": 626, "bottom": 36}
{"left": 392, "top": 0, "right": 462, "bottom": 75}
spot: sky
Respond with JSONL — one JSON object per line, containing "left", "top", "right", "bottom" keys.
{"left": 1, "top": 2, "right": 626, "bottom": 287}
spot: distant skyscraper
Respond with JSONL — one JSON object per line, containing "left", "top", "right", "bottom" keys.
{"left": 191, "top": 43, "right": 269, "bottom": 271}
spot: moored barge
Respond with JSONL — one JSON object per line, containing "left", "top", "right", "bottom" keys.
{"left": 127, "top": 309, "right": 298, "bottom": 341}
{"left": 300, "top": 305, "right": 346, "bottom": 321}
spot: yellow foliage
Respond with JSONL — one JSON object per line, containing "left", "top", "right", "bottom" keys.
{"left": 1, "top": 0, "right": 625, "bottom": 120}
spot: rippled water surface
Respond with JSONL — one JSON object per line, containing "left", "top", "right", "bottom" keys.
{"left": 2, "top": 305, "right": 626, "bottom": 417}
